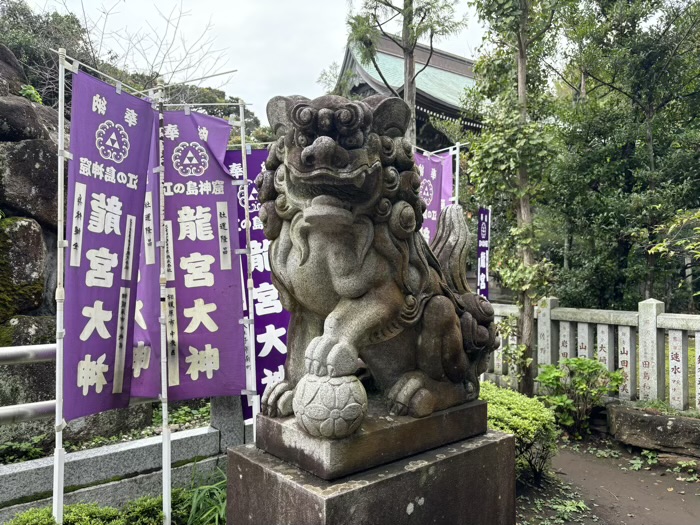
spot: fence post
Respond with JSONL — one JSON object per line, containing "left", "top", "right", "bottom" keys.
{"left": 577, "top": 323, "right": 595, "bottom": 359}
{"left": 618, "top": 326, "right": 637, "bottom": 400}
{"left": 559, "top": 321, "right": 574, "bottom": 361}
{"left": 536, "top": 297, "right": 559, "bottom": 368}
{"left": 638, "top": 299, "right": 665, "bottom": 401}
{"left": 596, "top": 324, "right": 616, "bottom": 373}
{"left": 210, "top": 396, "right": 245, "bottom": 453}
{"left": 668, "top": 330, "right": 689, "bottom": 411}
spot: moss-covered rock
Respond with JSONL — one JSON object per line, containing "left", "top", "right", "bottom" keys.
{"left": 0, "top": 140, "right": 59, "bottom": 227}
{"left": 0, "top": 314, "right": 55, "bottom": 347}
{"left": 0, "top": 95, "right": 50, "bottom": 142}
{"left": 0, "top": 217, "right": 46, "bottom": 323}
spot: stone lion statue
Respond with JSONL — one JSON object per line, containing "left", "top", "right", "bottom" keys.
{"left": 254, "top": 94, "right": 499, "bottom": 439}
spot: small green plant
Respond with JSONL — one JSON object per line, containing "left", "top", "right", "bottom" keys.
{"left": 0, "top": 435, "right": 45, "bottom": 465}
{"left": 480, "top": 381, "right": 560, "bottom": 484}
{"left": 547, "top": 498, "right": 588, "bottom": 521}
{"left": 641, "top": 449, "right": 658, "bottom": 466}
{"left": 628, "top": 457, "right": 644, "bottom": 471}
{"left": 19, "top": 84, "right": 42, "bottom": 104}
{"left": 497, "top": 316, "right": 533, "bottom": 390}
{"left": 186, "top": 470, "right": 227, "bottom": 525}
{"left": 536, "top": 357, "right": 623, "bottom": 437}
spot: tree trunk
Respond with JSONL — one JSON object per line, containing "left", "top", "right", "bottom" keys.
{"left": 516, "top": 9, "right": 535, "bottom": 397}
{"left": 402, "top": 0, "right": 417, "bottom": 146}
{"left": 646, "top": 112, "right": 656, "bottom": 173}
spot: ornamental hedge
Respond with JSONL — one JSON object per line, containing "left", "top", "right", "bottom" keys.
{"left": 480, "top": 381, "right": 560, "bottom": 483}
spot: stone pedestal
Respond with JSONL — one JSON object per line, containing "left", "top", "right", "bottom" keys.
{"left": 256, "top": 398, "right": 487, "bottom": 480}
{"left": 228, "top": 431, "right": 515, "bottom": 525}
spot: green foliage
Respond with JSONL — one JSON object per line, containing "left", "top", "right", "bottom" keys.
{"left": 8, "top": 485, "right": 216, "bottom": 525}
{"left": 627, "top": 449, "right": 658, "bottom": 471}
{"left": 547, "top": 498, "right": 588, "bottom": 521}
{"left": 7, "top": 503, "right": 123, "bottom": 525}
{"left": 19, "top": 84, "right": 42, "bottom": 104}
{"left": 186, "top": 471, "right": 227, "bottom": 525}
{"left": 537, "top": 358, "right": 623, "bottom": 437}
{"left": 0, "top": 435, "right": 44, "bottom": 465}
{"left": 0, "top": 0, "right": 94, "bottom": 105}
{"left": 543, "top": 0, "right": 700, "bottom": 310}
{"left": 152, "top": 401, "right": 211, "bottom": 427}
{"left": 496, "top": 316, "right": 534, "bottom": 390}
{"left": 480, "top": 381, "right": 560, "bottom": 484}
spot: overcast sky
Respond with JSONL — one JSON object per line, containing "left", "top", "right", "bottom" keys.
{"left": 29, "top": 1, "right": 485, "bottom": 125}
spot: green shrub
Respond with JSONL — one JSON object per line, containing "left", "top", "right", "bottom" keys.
{"left": 480, "top": 381, "right": 559, "bottom": 484}
{"left": 8, "top": 485, "right": 212, "bottom": 525}
{"left": 19, "top": 84, "right": 42, "bottom": 104}
{"left": 120, "top": 496, "right": 163, "bottom": 525}
{"left": 0, "top": 436, "right": 45, "bottom": 465}
{"left": 537, "top": 357, "right": 623, "bottom": 437}
{"left": 7, "top": 503, "right": 123, "bottom": 525}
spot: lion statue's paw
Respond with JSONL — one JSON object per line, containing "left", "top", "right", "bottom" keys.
{"left": 261, "top": 380, "right": 295, "bottom": 418}
{"left": 386, "top": 371, "right": 436, "bottom": 418}
{"left": 305, "top": 335, "right": 359, "bottom": 377}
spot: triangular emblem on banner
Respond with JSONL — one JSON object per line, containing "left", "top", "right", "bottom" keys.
{"left": 183, "top": 151, "right": 199, "bottom": 165}
{"left": 105, "top": 132, "right": 120, "bottom": 149}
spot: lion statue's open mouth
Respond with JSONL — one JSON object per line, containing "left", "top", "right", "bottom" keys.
{"left": 253, "top": 94, "right": 499, "bottom": 439}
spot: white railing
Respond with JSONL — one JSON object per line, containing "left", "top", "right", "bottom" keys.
{"left": 490, "top": 298, "right": 700, "bottom": 411}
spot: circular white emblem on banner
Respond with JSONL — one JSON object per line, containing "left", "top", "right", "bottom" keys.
{"left": 95, "top": 120, "right": 130, "bottom": 164}
{"left": 419, "top": 179, "right": 434, "bottom": 206}
{"left": 172, "top": 141, "right": 209, "bottom": 177}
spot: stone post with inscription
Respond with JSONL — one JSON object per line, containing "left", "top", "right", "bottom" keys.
{"left": 638, "top": 299, "right": 665, "bottom": 401}
{"left": 537, "top": 297, "right": 559, "bottom": 367}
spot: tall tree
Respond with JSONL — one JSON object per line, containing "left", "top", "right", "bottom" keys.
{"left": 466, "top": 0, "right": 560, "bottom": 395}
{"left": 348, "top": 0, "right": 466, "bottom": 145}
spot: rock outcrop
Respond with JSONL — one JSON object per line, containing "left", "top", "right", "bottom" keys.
{"left": 0, "top": 44, "right": 27, "bottom": 96}
{"left": 608, "top": 403, "right": 700, "bottom": 459}
{"left": 0, "top": 139, "right": 59, "bottom": 227}
{"left": 0, "top": 217, "right": 46, "bottom": 323}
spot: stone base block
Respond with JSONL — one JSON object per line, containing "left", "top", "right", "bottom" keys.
{"left": 228, "top": 431, "right": 515, "bottom": 525}
{"left": 256, "top": 399, "right": 487, "bottom": 480}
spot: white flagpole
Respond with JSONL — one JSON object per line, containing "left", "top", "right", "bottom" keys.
{"left": 454, "top": 142, "right": 461, "bottom": 205}
{"left": 52, "top": 47, "right": 68, "bottom": 525}
{"left": 156, "top": 80, "right": 172, "bottom": 525}
{"left": 238, "top": 102, "right": 259, "bottom": 439}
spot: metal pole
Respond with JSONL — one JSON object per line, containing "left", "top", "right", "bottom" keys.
{"left": 0, "top": 344, "right": 57, "bottom": 365}
{"left": 157, "top": 80, "right": 172, "bottom": 525}
{"left": 454, "top": 142, "right": 461, "bottom": 205}
{"left": 239, "top": 102, "right": 259, "bottom": 439}
{"left": 52, "top": 47, "right": 67, "bottom": 525}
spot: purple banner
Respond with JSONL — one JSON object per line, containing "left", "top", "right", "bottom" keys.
{"left": 64, "top": 71, "right": 154, "bottom": 421}
{"left": 130, "top": 117, "right": 161, "bottom": 398}
{"left": 225, "top": 149, "right": 290, "bottom": 422}
{"left": 477, "top": 207, "right": 491, "bottom": 298}
{"left": 162, "top": 111, "right": 246, "bottom": 401}
{"left": 414, "top": 151, "right": 453, "bottom": 242}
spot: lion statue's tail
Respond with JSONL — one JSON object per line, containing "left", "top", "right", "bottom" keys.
{"left": 430, "top": 204, "right": 499, "bottom": 401}
{"left": 430, "top": 204, "right": 471, "bottom": 295}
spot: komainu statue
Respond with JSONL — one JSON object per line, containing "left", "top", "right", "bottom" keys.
{"left": 255, "top": 94, "right": 499, "bottom": 439}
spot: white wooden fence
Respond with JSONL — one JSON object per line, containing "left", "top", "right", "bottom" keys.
{"left": 489, "top": 298, "right": 700, "bottom": 411}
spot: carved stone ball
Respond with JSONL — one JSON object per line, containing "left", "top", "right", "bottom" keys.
{"left": 293, "top": 374, "right": 368, "bottom": 439}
